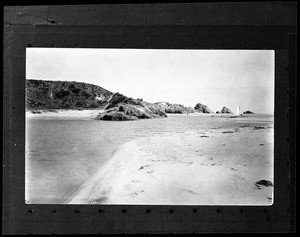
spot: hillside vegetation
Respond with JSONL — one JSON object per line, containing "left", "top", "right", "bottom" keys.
{"left": 26, "top": 79, "right": 113, "bottom": 109}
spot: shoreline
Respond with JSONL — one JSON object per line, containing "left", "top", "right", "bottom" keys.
{"left": 26, "top": 109, "right": 273, "bottom": 120}
{"left": 67, "top": 125, "right": 274, "bottom": 205}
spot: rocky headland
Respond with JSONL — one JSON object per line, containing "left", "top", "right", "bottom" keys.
{"left": 26, "top": 80, "right": 168, "bottom": 121}
{"left": 27, "top": 80, "right": 222, "bottom": 121}
{"left": 27, "top": 80, "right": 201, "bottom": 121}
{"left": 95, "top": 93, "right": 167, "bottom": 121}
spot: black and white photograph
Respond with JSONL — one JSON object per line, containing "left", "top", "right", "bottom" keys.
{"left": 25, "top": 48, "right": 274, "bottom": 205}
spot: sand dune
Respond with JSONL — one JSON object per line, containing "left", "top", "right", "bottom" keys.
{"left": 66, "top": 125, "right": 273, "bottom": 205}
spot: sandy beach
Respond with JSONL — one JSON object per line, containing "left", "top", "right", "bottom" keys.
{"left": 26, "top": 109, "right": 273, "bottom": 205}
{"left": 64, "top": 117, "right": 273, "bottom": 205}
{"left": 26, "top": 109, "right": 104, "bottom": 119}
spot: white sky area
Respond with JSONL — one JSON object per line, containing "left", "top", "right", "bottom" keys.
{"left": 26, "top": 48, "right": 274, "bottom": 114}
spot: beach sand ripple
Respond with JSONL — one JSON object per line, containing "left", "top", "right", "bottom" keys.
{"left": 66, "top": 125, "right": 273, "bottom": 205}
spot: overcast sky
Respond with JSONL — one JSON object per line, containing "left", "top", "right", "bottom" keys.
{"left": 26, "top": 48, "right": 274, "bottom": 114}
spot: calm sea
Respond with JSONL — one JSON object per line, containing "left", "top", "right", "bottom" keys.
{"left": 25, "top": 114, "right": 273, "bottom": 204}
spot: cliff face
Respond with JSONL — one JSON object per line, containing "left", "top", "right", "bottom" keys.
{"left": 26, "top": 79, "right": 113, "bottom": 109}
{"left": 194, "top": 103, "right": 213, "bottom": 113}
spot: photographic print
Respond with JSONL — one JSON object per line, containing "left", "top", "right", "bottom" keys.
{"left": 25, "top": 48, "right": 274, "bottom": 205}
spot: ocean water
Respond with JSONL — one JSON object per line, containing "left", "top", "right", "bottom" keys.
{"left": 25, "top": 114, "right": 273, "bottom": 204}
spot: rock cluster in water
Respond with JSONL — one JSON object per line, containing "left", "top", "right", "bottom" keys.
{"left": 194, "top": 103, "right": 213, "bottom": 113}
{"left": 221, "top": 106, "right": 233, "bottom": 114}
{"left": 243, "top": 111, "right": 255, "bottom": 114}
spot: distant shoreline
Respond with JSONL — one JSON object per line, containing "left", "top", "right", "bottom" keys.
{"left": 25, "top": 109, "right": 213, "bottom": 120}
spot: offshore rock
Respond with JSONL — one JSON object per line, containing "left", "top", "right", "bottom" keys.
{"left": 243, "top": 111, "right": 255, "bottom": 114}
{"left": 194, "top": 103, "right": 213, "bottom": 113}
{"left": 221, "top": 106, "right": 233, "bottom": 114}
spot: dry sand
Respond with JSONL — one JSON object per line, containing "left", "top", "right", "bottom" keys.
{"left": 66, "top": 124, "right": 274, "bottom": 205}
{"left": 26, "top": 109, "right": 103, "bottom": 119}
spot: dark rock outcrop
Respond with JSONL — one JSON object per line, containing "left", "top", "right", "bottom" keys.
{"left": 243, "top": 111, "right": 255, "bottom": 114}
{"left": 96, "top": 110, "right": 138, "bottom": 121}
{"left": 26, "top": 79, "right": 113, "bottom": 109}
{"left": 194, "top": 103, "right": 213, "bottom": 113}
{"left": 221, "top": 106, "right": 233, "bottom": 114}
{"left": 96, "top": 93, "right": 167, "bottom": 121}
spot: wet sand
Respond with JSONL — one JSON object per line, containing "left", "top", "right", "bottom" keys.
{"left": 66, "top": 122, "right": 273, "bottom": 205}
